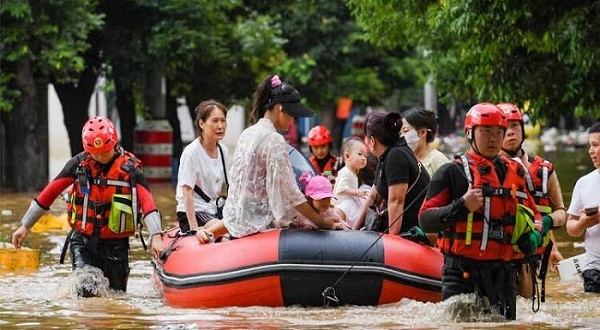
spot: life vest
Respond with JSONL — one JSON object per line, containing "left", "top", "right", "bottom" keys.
{"left": 438, "top": 151, "right": 531, "bottom": 261}
{"left": 66, "top": 151, "right": 141, "bottom": 239}
{"left": 510, "top": 154, "right": 554, "bottom": 254}
{"left": 524, "top": 155, "right": 553, "bottom": 215}
{"left": 309, "top": 154, "right": 338, "bottom": 176}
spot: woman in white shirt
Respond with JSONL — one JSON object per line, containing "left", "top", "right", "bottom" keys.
{"left": 176, "top": 99, "right": 229, "bottom": 232}
{"left": 197, "top": 75, "right": 345, "bottom": 242}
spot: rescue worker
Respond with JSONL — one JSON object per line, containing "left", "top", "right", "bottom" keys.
{"left": 498, "top": 102, "right": 566, "bottom": 300}
{"left": 11, "top": 116, "right": 164, "bottom": 296}
{"left": 307, "top": 125, "right": 339, "bottom": 177}
{"left": 419, "top": 103, "right": 550, "bottom": 320}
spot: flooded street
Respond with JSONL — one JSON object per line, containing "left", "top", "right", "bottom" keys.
{"left": 1, "top": 149, "right": 600, "bottom": 329}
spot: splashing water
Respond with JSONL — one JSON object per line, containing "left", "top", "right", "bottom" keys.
{"left": 61, "top": 265, "right": 111, "bottom": 298}
{"left": 442, "top": 293, "right": 504, "bottom": 322}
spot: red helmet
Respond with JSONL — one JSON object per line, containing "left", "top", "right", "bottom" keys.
{"left": 307, "top": 125, "right": 332, "bottom": 146}
{"left": 496, "top": 103, "right": 523, "bottom": 123}
{"left": 81, "top": 116, "right": 118, "bottom": 154}
{"left": 464, "top": 103, "right": 507, "bottom": 136}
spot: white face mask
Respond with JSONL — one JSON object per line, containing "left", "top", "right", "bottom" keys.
{"left": 402, "top": 129, "right": 420, "bottom": 150}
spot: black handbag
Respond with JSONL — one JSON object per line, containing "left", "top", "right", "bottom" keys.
{"left": 364, "top": 206, "right": 388, "bottom": 232}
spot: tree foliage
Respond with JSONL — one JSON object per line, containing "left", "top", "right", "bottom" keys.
{"left": 347, "top": 0, "right": 600, "bottom": 121}
{"left": 0, "top": 0, "right": 103, "bottom": 111}
{"left": 238, "top": 0, "right": 424, "bottom": 111}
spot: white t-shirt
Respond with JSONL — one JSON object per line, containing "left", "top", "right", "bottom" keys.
{"left": 176, "top": 139, "right": 229, "bottom": 217}
{"left": 421, "top": 149, "right": 450, "bottom": 177}
{"left": 567, "top": 169, "right": 600, "bottom": 271}
{"left": 333, "top": 167, "right": 368, "bottom": 227}
{"left": 334, "top": 166, "right": 359, "bottom": 196}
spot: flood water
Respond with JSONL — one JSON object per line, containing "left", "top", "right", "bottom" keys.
{"left": 1, "top": 149, "right": 599, "bottom": 329}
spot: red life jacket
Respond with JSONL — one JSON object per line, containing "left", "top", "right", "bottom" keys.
{"left": 309, "top": 154, "right": 338, "bottom": 176}
{"left": 438, "top": 151, "right": 531, "bottom": 261}
{"left": 524, "top": 155, "right": 554, "bottom": 215}
{"left": 66, "top": 151, "right": 141, "bottom": 239}
{"left": 510, "top": 154, "right": 554, "bottom": 255}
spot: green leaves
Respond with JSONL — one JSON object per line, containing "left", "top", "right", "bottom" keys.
{"left": 349, "top": 0, "right": 600, "bottom": 119}
{"left": 1, "top": 0, "right": 103, "bottom": 111}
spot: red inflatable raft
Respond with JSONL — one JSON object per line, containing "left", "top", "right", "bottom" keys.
{"left": 152, "top": 227, "right": 443, "bottom": 308}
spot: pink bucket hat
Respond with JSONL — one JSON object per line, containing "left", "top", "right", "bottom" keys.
{"left": 303, "top": 175, "right": 335, "bottom": 200}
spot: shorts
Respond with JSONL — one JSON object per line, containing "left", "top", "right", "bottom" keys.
{"left": 582, "top": 269, "right": 600, "bottom": 293}
{"left": 177, "top": 211, "right": 214, "bottom": 232}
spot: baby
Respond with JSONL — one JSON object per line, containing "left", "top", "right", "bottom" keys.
{"left": 292, "top": 172, "right": 348, "bottom": 229}
{"left": 333, "top": 138, "right": 370, "bottom": 227}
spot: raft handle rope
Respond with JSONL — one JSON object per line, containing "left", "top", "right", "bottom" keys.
{"left": 321, "top": 183, "right": 429, "bottom": 306}
{"left": 159, "top": 229, "right": 194, "bottom": 262}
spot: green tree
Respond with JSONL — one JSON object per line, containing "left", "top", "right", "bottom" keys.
{"left": 0, "top": 0, "right": 103, "bottom": 191}
{"left": 347, "top": 0, "right": 600, "bottom": 121}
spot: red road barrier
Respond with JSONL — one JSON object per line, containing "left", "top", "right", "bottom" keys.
{"left": 134, "top": 120, "right": 173, "bottom": 183}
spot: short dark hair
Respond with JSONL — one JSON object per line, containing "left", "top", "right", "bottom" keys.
{"left": 589, "top": 121, "right": 600, "bottom": 134}
{"left": 402, "top": 107, "right": 438, "bottom": 143}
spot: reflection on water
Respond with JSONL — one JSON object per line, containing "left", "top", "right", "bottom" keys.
{"left": 0, "top": 149, "right": 599, "bottom": 329}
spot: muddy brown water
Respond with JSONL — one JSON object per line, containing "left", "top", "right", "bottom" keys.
{"left": 0, "top": 149, "right": 599, "bottom": 329}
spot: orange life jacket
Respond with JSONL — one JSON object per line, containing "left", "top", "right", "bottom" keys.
{"left": 66, "top": 151, "right": 141, "bottom": 239}
{"left": 309, "top": 155, "right": 338, "bottom": 176}
{"left": 524, "top": 155, "right": 553, "bottom": 215}
{"left": 511, "top": 154, "right": 554, "bottom": 256}
{"left": 438, "top": 151, "right": 530, "bottom": 261}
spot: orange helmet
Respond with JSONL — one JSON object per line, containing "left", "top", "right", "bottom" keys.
{"left": 307, "top": 125, "right": 332, "bottom": 146}
{"left": 496, "top": 103, "right": 523, "bottom": 123}
{"left": 464, "top": 103, "right": 507, "bottom": 137}
{"left": 81, "top": 116, "right": 118, "bottom": 154}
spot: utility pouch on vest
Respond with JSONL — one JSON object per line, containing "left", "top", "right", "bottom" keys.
{"left": 108, "top": 194, "right": 134, "bottom": 234}
{"left": 512, "top": 203, "right": 536, "bottom": 252}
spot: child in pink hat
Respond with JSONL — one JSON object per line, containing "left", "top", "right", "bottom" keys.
{"left": 291, "top": 172, "right": 349, "bottom": 229}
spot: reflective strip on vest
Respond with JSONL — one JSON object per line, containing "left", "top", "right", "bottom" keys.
{"left": 466, "top": 212, "right": 473, "bottom": 246}
{"left": 542, "top": 163, "right": 549, "bottom": 195}
{"left": 512, "top": 156, "right": 535, "bottom": 192}
{"left": 460, "top": 154, "right": 473, "bottom": 184}
{"left": 82, "top": 193, "right": 89, "bottom": 228}
{"left": 481, "top": 196, "right": 491, "bottom": 250}
{"left": 92, "top": 178, "right": 130, "bottom": 188}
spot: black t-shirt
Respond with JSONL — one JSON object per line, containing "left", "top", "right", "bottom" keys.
{"left": 375, "top": 139, "right": 430, "bottom": 233}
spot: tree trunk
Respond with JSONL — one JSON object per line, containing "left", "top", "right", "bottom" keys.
{"left": 53, "top": 66, "right": 98, "bottom": 156}
{"left": 114, "top": 77, "right": 136, "bottom": 151}
{"left": 144, "top": 68, "right": 166, "bottom": 119}
{"left": 8, "top": 60, "right": 48, "bottom": 192}
{"left": 53, "top": 42, "right": 101, "bottom": 156}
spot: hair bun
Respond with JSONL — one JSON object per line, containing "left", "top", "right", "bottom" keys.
{"left": 384, "top": 112, "right": 402, "bottom": 132}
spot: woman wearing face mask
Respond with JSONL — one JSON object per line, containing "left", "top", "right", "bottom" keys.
{"left": 401, "top": 107, "right": 450, "bottom": 177}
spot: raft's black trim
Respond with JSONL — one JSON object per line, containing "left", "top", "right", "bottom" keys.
{"left": 155, "top": 262, "right": 442, "bottom": 292}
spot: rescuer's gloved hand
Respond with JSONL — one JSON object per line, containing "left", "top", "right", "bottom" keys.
{"left": 517, "top": 230, "right": 543, "bottom": 256}
{"left": 542, "top": 214, "right": 553, "bottom": 235}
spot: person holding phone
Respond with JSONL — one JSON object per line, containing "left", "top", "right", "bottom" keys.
{"left": 566, "top": 121, "right": 600, "bottom": 293}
